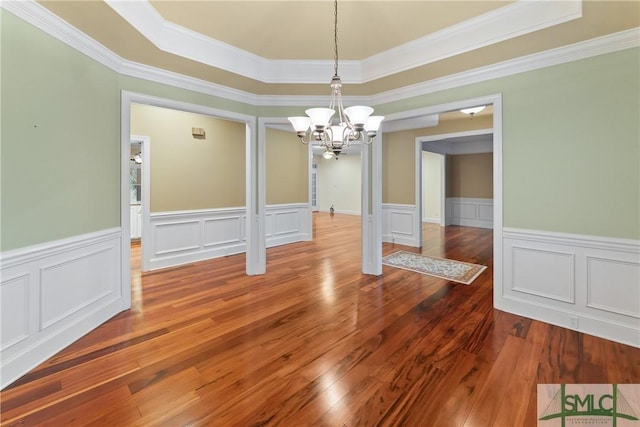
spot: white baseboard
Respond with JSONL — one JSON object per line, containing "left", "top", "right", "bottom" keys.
{"left": 265, "top": 204, "right": 312, "bottom": 247}
{"left": 147, "top": 204, "right": 311, "bottom": 270}
{"left": 499, "top": 228, "right": 640, "bottom": 347}
{"left": 319, "top": 209, "right": 361, "bottom": 216}
{"left": 446, "top": 197, "right": 493, "bottom": 229}
{"left": 422, "top": 217, "right": 440, "bottom": 224}
{"left": 1, "top": 228, "right": 125, "bottom": 389}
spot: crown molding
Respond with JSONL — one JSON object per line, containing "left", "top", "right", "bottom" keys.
{"left": 104, "top": 0, "right": 582, "bottom": 84}
{"left": 104, "top": 0, "right": 362, "bottom": 84}
{"left": 362, "top": 0, "right": 582, "bottom": 82}
{"left": 370, "top": 27, "right": 640, "bottom": 106}
{"left": 1, "top": 0, "right": 123, "bottom": 72}
{"left": 2, "top": 1, "right": 639, "bottom": 109}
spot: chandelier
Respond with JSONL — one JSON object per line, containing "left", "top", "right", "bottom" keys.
{"left": 287, "top": 0, "right": 384, "bottom": 159}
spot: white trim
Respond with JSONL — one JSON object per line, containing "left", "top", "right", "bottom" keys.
{"left": 0, "top": 228, "right": 121, "bottom": 267}
{"left": 415, "top": 132, "right": 423, "bottom": 248}
{"left": 440, "top": 154, "right": 447, "bottom": 227}
{"left": 500, "top": 228, "right": 640, "bottom": 347}
{"left": 362, "top": 132, "right": 383, "bottom": 275}
{"left": 146, "top": 204, "right": 309, "bottom": 271}
{"left": 121, "top": 92, "right": 259, "bottom": 279}
{"left": 503, "top": 227, "right": 640, "bottom": 253}
{"left": 446, "top": 197, "right": 494, "bottom": 229}
{"left": 493, "top": 95, "right": 504, "bottom": 313}
{"left": 130, "top": 135, "right": 151, "bottom": 271}
{"left": 382, "top": 204, "right": 421, "bottom": 247}
{"left": 245, "top": 118, "right": 263, "bottom": 275}
{"left": 418, "top": 128, "right": 494, "bottom": 143}
{"left": 392, "top": 94, "right": 502, "bottom": 254}
{"left": 260, "top": 116, "right": 313, "bottom": 246}
{"left": 104, "top": 0, "right": 581, "bottom": 84}
{"left": 1, "top": 228, "right": 124, "bottom": 389}
{"left": 423, "top": 218, "right": 441, "bottom": 224}
{"left": 370, "top": 28, "right": 640, "bottom": 106}
{"left": 2, "top": 1, "right": 637, "bottom": 107}
{"left": 362, "top": 0, "right": 582, "bottom": 83}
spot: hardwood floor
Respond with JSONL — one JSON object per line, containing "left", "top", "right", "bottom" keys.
{"left": 2, "top": 214, "right": 639, "bottom": 426}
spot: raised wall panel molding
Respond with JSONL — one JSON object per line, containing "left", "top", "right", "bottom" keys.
{"left": 0, "top": 228, "right": 124, "bottom": 389}
{"left": 510, "top": 246, "right": 576, "bottom": 303}
{"left": 266, "top": 204, "right": 311, "bottom": 248}
{"left": 39, "top": 247, "right": 118, "bottom": 330}
{"left": 148, "top": 204, "right": 310, "bottom": 271}
{"left": 382, "top": 204, "right": 420, "bottom": 247}
{"left": 0, "top": 274, "right": 30, "bottom": 351}
{"left": 586, "top": 256, "right": 640, "bottom": 319}
{"left": 446, "top": 198, "right": 494, "bottom": 229}
{"left": 501, "top": 228, "right": 640, "bottom": 347}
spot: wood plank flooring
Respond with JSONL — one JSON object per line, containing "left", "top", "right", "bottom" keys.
{"left": 2, "top": 213, "right": 639, "bottom": 426}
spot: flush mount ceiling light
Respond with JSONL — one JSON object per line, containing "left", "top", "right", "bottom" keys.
{"left": 322, "top": 148, "right": 334, "bottom": 160}
{"left": 460, "top": 106, "right": 486, "bottom": 117}
{"left": 287, "top": 0, "right": 384, "bottom": 159}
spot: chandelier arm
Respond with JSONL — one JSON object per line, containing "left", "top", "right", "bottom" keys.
{"left": 287, "top": 0, "right": 383, "bottom": 149}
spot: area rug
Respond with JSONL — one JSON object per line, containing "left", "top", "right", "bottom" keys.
{"left": 382, "top": 251, "right": 487, "bottom": 285}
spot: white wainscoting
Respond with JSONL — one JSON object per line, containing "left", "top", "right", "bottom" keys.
{"left": 500, "top": 228, "right": 640, "bottom": 347}
{"left": 382, "top": 204, "right": 420, "bottom": 247}
{"left": 265, "top": 204, "right": 311, "bottom": 247}
{"left": 0, "top": 228, "right": 125, "bottom": 389}
{"left": 446, "top": 197, "right": 493, "bottom": 229}
{"left": 147, "top": 204, "right": 310, "bottom": 271}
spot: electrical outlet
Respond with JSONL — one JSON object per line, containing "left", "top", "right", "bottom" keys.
{"left": 569, "top": 316, "right": 579, "bottom": 330}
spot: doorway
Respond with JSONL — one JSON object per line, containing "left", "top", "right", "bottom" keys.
{"left": 380, "top": 94, "right": 502, "bottom": 295}
{"left": 129, "top": 135, "right": 150, "bottom": 271}
{"left": 420, "top": 128, "right": 494, "bottom": 229}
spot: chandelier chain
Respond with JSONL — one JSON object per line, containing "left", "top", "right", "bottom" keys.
{"left": 333, "top": 0, "right": 338, "bottom": 77}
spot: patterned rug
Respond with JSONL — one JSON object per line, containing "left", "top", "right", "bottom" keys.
{"left": 382, "top": 251, "right": 487, "bottom": 285}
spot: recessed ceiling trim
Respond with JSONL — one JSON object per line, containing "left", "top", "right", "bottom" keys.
{"left": 370, "top": 27, "right": 640, "bottom": 107}
{"left": 362, "top": 0, "right": 583, "bottom": 82}
{"left": 4, "top": 1, "right": 638, "bottom": 110}
{"left": 104, "top": 0, "right": 582, "bottom": 85}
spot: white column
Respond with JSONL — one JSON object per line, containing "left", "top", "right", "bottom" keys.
{"left": 246, "top": 119, "right": 266, "bottom": 275}
{"left": 361, "top": 134, "right": 383, "bottom": 275}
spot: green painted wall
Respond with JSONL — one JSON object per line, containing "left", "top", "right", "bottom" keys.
{"left": 1, "top": 11, "right": 120, "bottom": 251}
{"left": 0, "top": 11, "right": 257, "bottom": 251}
{"left": 377, "top": 48, "right": 640, "bottom": 239}
{"left": 2, "top": 9, "right": 638, "bottom": 252}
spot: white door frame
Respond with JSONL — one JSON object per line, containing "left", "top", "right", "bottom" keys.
{"left": 130, "top": 135, "right": 150, "bottom": 271}
{"left": 120, "top": 91, "right": 260, "bottom": 308}
{"left": 378, "top": 94, "right": 503, "bottom": 293}
{"left": 419, "top": 128, "right": 494, "bottom": 226}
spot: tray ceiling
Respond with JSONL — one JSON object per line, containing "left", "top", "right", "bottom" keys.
{"left": 34, "top": 1, "right": 640, "bottom": 96}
